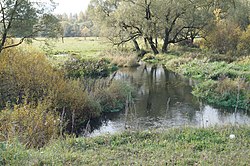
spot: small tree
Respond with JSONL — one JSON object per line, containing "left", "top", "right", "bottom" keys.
{"left": 81, "top": 26, "right": 90, "bottom": 39}
{"left": 0, "top": 0, "right": 61, "bottom": 53}
{"left": 205, "top": 21, "right": 242, "bottom": 54}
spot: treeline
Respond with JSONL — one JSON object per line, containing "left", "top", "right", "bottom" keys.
{"left": 88, "top": 0, "right": 250, "bottom": 55}
{"left": 55, "top": 12, "right": 99, "bottom": 37}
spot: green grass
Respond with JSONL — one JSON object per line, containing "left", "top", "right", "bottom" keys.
{"left": 27, "top": 37, "right": 113, "bottom": 57}
{"left": 22, "top": 37, "right": 114, "bottom": 67}
{"left": 1, "top": 126, "right": 249, "bottom": 165}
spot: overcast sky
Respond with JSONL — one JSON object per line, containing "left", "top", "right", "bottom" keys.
{"left": 53, "top": 0, "right": 91, "bottom": 14}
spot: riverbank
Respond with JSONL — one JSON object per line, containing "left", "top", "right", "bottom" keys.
{"left": 144, "top": 49, "right": 250, "bottom": 110}
{"left": 1, "top": 125, "right": 249, "bottom": 165}
{"left": 0, "top": 46, "right": 135, "bottom": 147}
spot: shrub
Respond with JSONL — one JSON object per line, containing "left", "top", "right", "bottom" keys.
{"left": 205, "top": 22, "right": 242, "bottom": 54}
{"left": 0, "top": 47, "right": 64, "bottom": 108}
{"left": 0, "top": 46, "right": 136, "bottom": 137}
{"left": 0, "top": 140, "right": 30, "bottom": 165}
{"left": 237, "top": 25, "right": 250, "bottom": 54}
{"left": 0, "top": 47, "right": 102, "bottom": 135}
{"left": 63, "top": 55, "right": 116, "bottom": 78}
{"left": 55, "top": 79, "right": 101, "bottom": 134}
{"left": 0, "top": 101, "right": 60, "bottom": 148}
{"left": 193, "top": 78, "right": 249, "bottom": 109}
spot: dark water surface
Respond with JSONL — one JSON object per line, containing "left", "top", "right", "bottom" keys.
{"left": 89, "top": 64, "right": 250, "bottom": 136}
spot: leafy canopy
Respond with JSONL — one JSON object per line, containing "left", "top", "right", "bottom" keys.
{"left": 0, "top": 0, "right": 61, "bottom": 53}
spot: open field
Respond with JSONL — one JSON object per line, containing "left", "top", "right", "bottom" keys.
{"left": 1, "top": 126, "right": 249, "bottom": 165}
{"left": 24, "top": 37, "right": 113, "bottom": 57}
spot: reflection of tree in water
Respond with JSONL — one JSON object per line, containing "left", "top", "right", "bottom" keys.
{"left": 84, "top": 65, "right": 250, "bottom": 136}
{"left": 140, "top": 64, "right": 199, "bottom": 121}
{"left": 146, "top": 65, "right": 157, "bottom": 113}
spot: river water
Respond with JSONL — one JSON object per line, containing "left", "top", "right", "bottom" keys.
{"left": 89, "top": 64, "right": 250, "bottom": 136}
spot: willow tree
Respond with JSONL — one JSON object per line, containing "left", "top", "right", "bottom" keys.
{"left": 0, "top": 0, "right": 61, "bottom": 53}
{"left": 89, "top": 0, "right": 244, "bottom": 54}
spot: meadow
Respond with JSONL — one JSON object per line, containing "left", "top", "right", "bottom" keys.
{"left": 26, "top": 37, "right": 139, "bottom": 68}
{"left": 30, "top": 37, "right": 113, "bottom": 57}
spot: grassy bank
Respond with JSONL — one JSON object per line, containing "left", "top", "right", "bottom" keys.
{"left": 1, "top": 126, "right": 249, "bottom": 165}
{"left": 0, "top": 45, "right": 135, "bottom": 147}
{"left": 144, "top": 48, "right": 250, "bottom": 110}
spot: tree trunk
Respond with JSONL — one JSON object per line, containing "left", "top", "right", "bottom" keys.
{"left": 133, "top": 39, "right": 140, "bottom": 52}
{"left": 147, "top": 37, "right": 159, "bottom": 54}
{"left": 0, "top": 32, "right": 7, "bottom": 53}
{"left": 191, "top": 36, "right": 195, "bottom": 44}
{"left": 162, "top": 28, "right": 169, "bottom": 53}
{"left": 155, "top": 37, "right": 158, "bottom": 48}
{"left": 144, "top": 38, "right": 149, "bottom": 49}
{"left": 162, "top": 41, "right": 169, "bottom": 53}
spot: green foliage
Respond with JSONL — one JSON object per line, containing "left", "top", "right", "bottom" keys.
{"left": 192, "top": 80, "right": 217, "bottom": 99}
{"left": 1, "top": 126, "right": 250, "bottom": 165}
{"left": 0, "top": 140, "right": 30, "bottom": 166}
{"left": 142, "top": 53, "right": 156, "bottom": 61}
{"left": 89, "top": 0, "right": 214, "bottom": 54}
{"left": 193, "top": 78, "right": 249, "bottom": 109}
{"left": 0, "top": 0, "right": 60, "bottom": 52}
{"left": 177, "top": 58, "right": 250, "bottom": 81}
{"left": 63, "top": 55, "right": 116, "bottom": 78}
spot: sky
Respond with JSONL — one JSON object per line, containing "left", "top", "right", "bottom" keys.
{"left": 52, "top": 0, "right": 91, "bottom": 14}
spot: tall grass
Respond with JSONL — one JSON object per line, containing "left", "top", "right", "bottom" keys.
{"left": 100, "top": 49, "right": 140, "bottom": 67}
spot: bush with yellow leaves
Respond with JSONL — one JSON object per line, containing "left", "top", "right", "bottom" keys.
{"left": 0, "top": 47, "right": 101, "bottom": 140}
{"left": 237, "top": 25, "right": 250, "bottom": 55}
{"left": 0, "top": 100, "right": 59, "bottom": 148}
{"left": 0, "top": 47, "right": 64, "bottom": 107}
{"left": 205, "top": 22, "right": 242, "bottom": 55}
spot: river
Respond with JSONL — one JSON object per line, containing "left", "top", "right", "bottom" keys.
{"left": 88, "top": 64, "right": 250, "bottom": 137}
